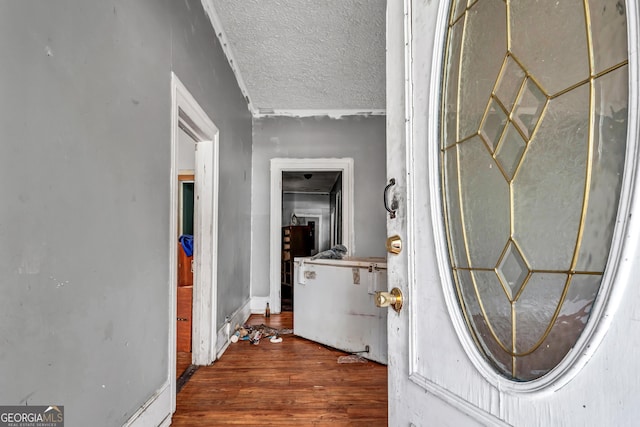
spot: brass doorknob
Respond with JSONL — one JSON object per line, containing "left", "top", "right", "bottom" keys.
{"left": 375, "top": 287, "right": 403, "bottom": 313}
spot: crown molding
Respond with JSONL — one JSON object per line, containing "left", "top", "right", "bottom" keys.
{"left": 201, "top": 0, "right": 257, "bottom": 115}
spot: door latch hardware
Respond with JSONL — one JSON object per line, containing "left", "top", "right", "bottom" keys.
{"left": 375, "top": 287, "right": 404, "bottom": 313}
{"left": 386, "top": 235, "right": 402, "bottom": 254}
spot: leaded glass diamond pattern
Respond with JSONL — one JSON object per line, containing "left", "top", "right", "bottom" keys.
{"left": 495, "top": 123, "right": 527, "bottom": 179}
{"left": 495, "top": 56, "right": 526, "bottom": 112}
{"left": 480, "top": 98, "right": 508, "bottom": 152}
{"left": 512, "top": 78, "right": 547, "bottom": 139}
{"left": 496, "top": 241, "right": 530, "bottom": 300}
{"left": 478, "top": 54, "right": 549, "bottom": 182}
{"left": 441, "top": 0, "right": 628, "bottom": 381}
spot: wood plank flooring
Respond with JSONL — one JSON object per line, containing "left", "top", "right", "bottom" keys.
{"left": 177, "top": 352, "right": 192, "bottom": 380}
{"left": 172, "top": 312, "right": 388, "bottom": 426}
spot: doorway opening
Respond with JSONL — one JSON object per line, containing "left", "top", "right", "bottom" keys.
{"left": 176, "top": 174, "right": 194, "bottom": 368}
{"left": 169, "top": 73, "right": 219, "bottom": 411}
{"left": 269, "top": 158, "right": 354, "bottom": 314}
{"left": 280, "top": 171, "right": 343, "bottom": 311}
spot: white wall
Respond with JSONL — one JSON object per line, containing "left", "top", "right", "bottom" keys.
{"left": 251, "top": 115, "right": 386, "bottom": 297}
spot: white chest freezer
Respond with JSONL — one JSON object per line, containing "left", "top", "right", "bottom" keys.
{"left": 293, "top": 257, "right": 387, "bottom": 364}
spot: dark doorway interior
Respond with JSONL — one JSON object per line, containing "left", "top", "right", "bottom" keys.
{"left": 280, "top": 171, "right": 342, "bottom": 311}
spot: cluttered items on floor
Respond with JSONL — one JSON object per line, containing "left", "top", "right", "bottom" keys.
{"left": 337, "top": 354, "right": 368, "bottom": 364}
{"left": 230, "top": 323, "right": 293, "bottom": 345}
{"left": 230, "top": 321, "right": 371, "bottom": 365}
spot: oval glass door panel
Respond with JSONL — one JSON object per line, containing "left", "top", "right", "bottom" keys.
{"left": 441, "top": 0, "right": 629, "bottom": 381}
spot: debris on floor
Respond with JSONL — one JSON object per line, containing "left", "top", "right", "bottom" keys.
{"left": 231, "top": 323, "right": 293, "bottom": 346}
{"left": 337, "top": 354, "right": 368, "bottom": 364}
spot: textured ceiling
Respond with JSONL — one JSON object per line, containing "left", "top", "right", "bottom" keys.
{"left": 204, "top": 0, "right": 386, "bottom": 115}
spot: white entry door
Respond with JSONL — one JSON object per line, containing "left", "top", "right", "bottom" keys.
{"left": 386, "top": 1, "right": 640, "bottom": 426}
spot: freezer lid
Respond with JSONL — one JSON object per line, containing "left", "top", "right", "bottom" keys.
{"left": 294, "top": 256, "right": 386, "bottom": 269}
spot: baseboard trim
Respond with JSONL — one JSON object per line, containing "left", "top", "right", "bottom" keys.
{"left": 216, "top": 298, "right": 252, "bottom": 359}
{"left": 123, "top": 381, "right": 172, "bottom": 427}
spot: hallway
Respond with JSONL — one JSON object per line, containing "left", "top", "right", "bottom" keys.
{"left": 172, "top": 313, "right": 388, "bottom": 426}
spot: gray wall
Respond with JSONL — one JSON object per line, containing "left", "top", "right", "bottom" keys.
{"left": 251, "top": 116, "right": 387, "bottom": 297}
{"left": 170, "top": 2, "right": 253, "bottom": 328}
{"left": 0, "top": 1, "right": 251, "bottom": 425}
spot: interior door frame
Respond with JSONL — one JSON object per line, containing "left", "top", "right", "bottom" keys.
{"left": 169, "top": 73, "right": 219, "bottom": 410}
{"left": 269, "top": 158, "right": 354, "bottom": 314}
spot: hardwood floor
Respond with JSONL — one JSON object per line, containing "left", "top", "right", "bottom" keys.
{"left": 176, "top": 352, "right": 192, "bottom": 380}
{"left": 172, "top": 312, "right": 388, "bottom": 426}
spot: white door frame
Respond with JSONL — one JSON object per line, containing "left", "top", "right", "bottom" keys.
{"left": 169, "top": 73, "right": 219, "bottom": 408}
{"left": 269, "top": 158, "right": 354, "bottom": 314}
